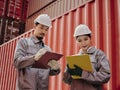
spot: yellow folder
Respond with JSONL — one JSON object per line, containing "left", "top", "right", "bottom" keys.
{"left": 66, "top": 54, "right": 93, "bottom": 79}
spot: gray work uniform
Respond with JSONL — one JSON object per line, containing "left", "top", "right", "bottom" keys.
{"left": 63, "top": 47, "right": 111, "bottom": 90}
{"left": 14, "top": 36, "right": 60, "bottom": 90}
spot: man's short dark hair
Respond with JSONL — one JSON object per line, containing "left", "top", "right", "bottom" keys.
{"left": 35, "top": 22, "right": 39, "bottom": 26}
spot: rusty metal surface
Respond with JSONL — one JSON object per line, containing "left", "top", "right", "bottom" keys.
{"left": 26, "top": 0, "right": 91, "bottom": 24}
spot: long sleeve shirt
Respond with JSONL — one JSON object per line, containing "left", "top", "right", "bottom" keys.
{"left": 14, "top": 35, "right": 60, "bottom": 90}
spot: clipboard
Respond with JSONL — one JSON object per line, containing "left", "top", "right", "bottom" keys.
{"left": 32, "top": 51, "right": 63, "bottom": 69}
{"left": 66, "top": 54, "right": 93, "bottom": 79}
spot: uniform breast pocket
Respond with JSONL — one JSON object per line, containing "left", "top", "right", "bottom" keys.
{"left": 89, "top": 56, "right": 98, "bottom": 72}
{"left": 26, "top": 46, "right": 39, "bottom": 55}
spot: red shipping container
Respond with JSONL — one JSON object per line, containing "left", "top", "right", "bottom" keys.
{"left": 6, "top": 0, "right": 28, "bottom": 20}
{"left": 0, "top": 0, "right": 120, "bottom": 90}
{"left": 0, "top": 0, "right": 5, "bottom": 16}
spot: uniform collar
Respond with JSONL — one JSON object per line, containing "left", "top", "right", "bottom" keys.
{"left": 30, "top": 35, "right": 42, "bottom": 44}
{"left": 79, "top": 46, "right": 96, "bottom": 54}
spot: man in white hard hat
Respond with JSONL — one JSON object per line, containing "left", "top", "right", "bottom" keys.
{"left": 63, "top": 24, "right": 111, "bottom": 90}
{"left": 14, "top": 14, "right": 60, "bottom": 90}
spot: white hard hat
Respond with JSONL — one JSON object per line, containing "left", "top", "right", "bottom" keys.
{"left": 34, "top": 14, "right": 52, "bottom": 27}
{"left": 73, "top": 24, "right": 91, "bottom": 37}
